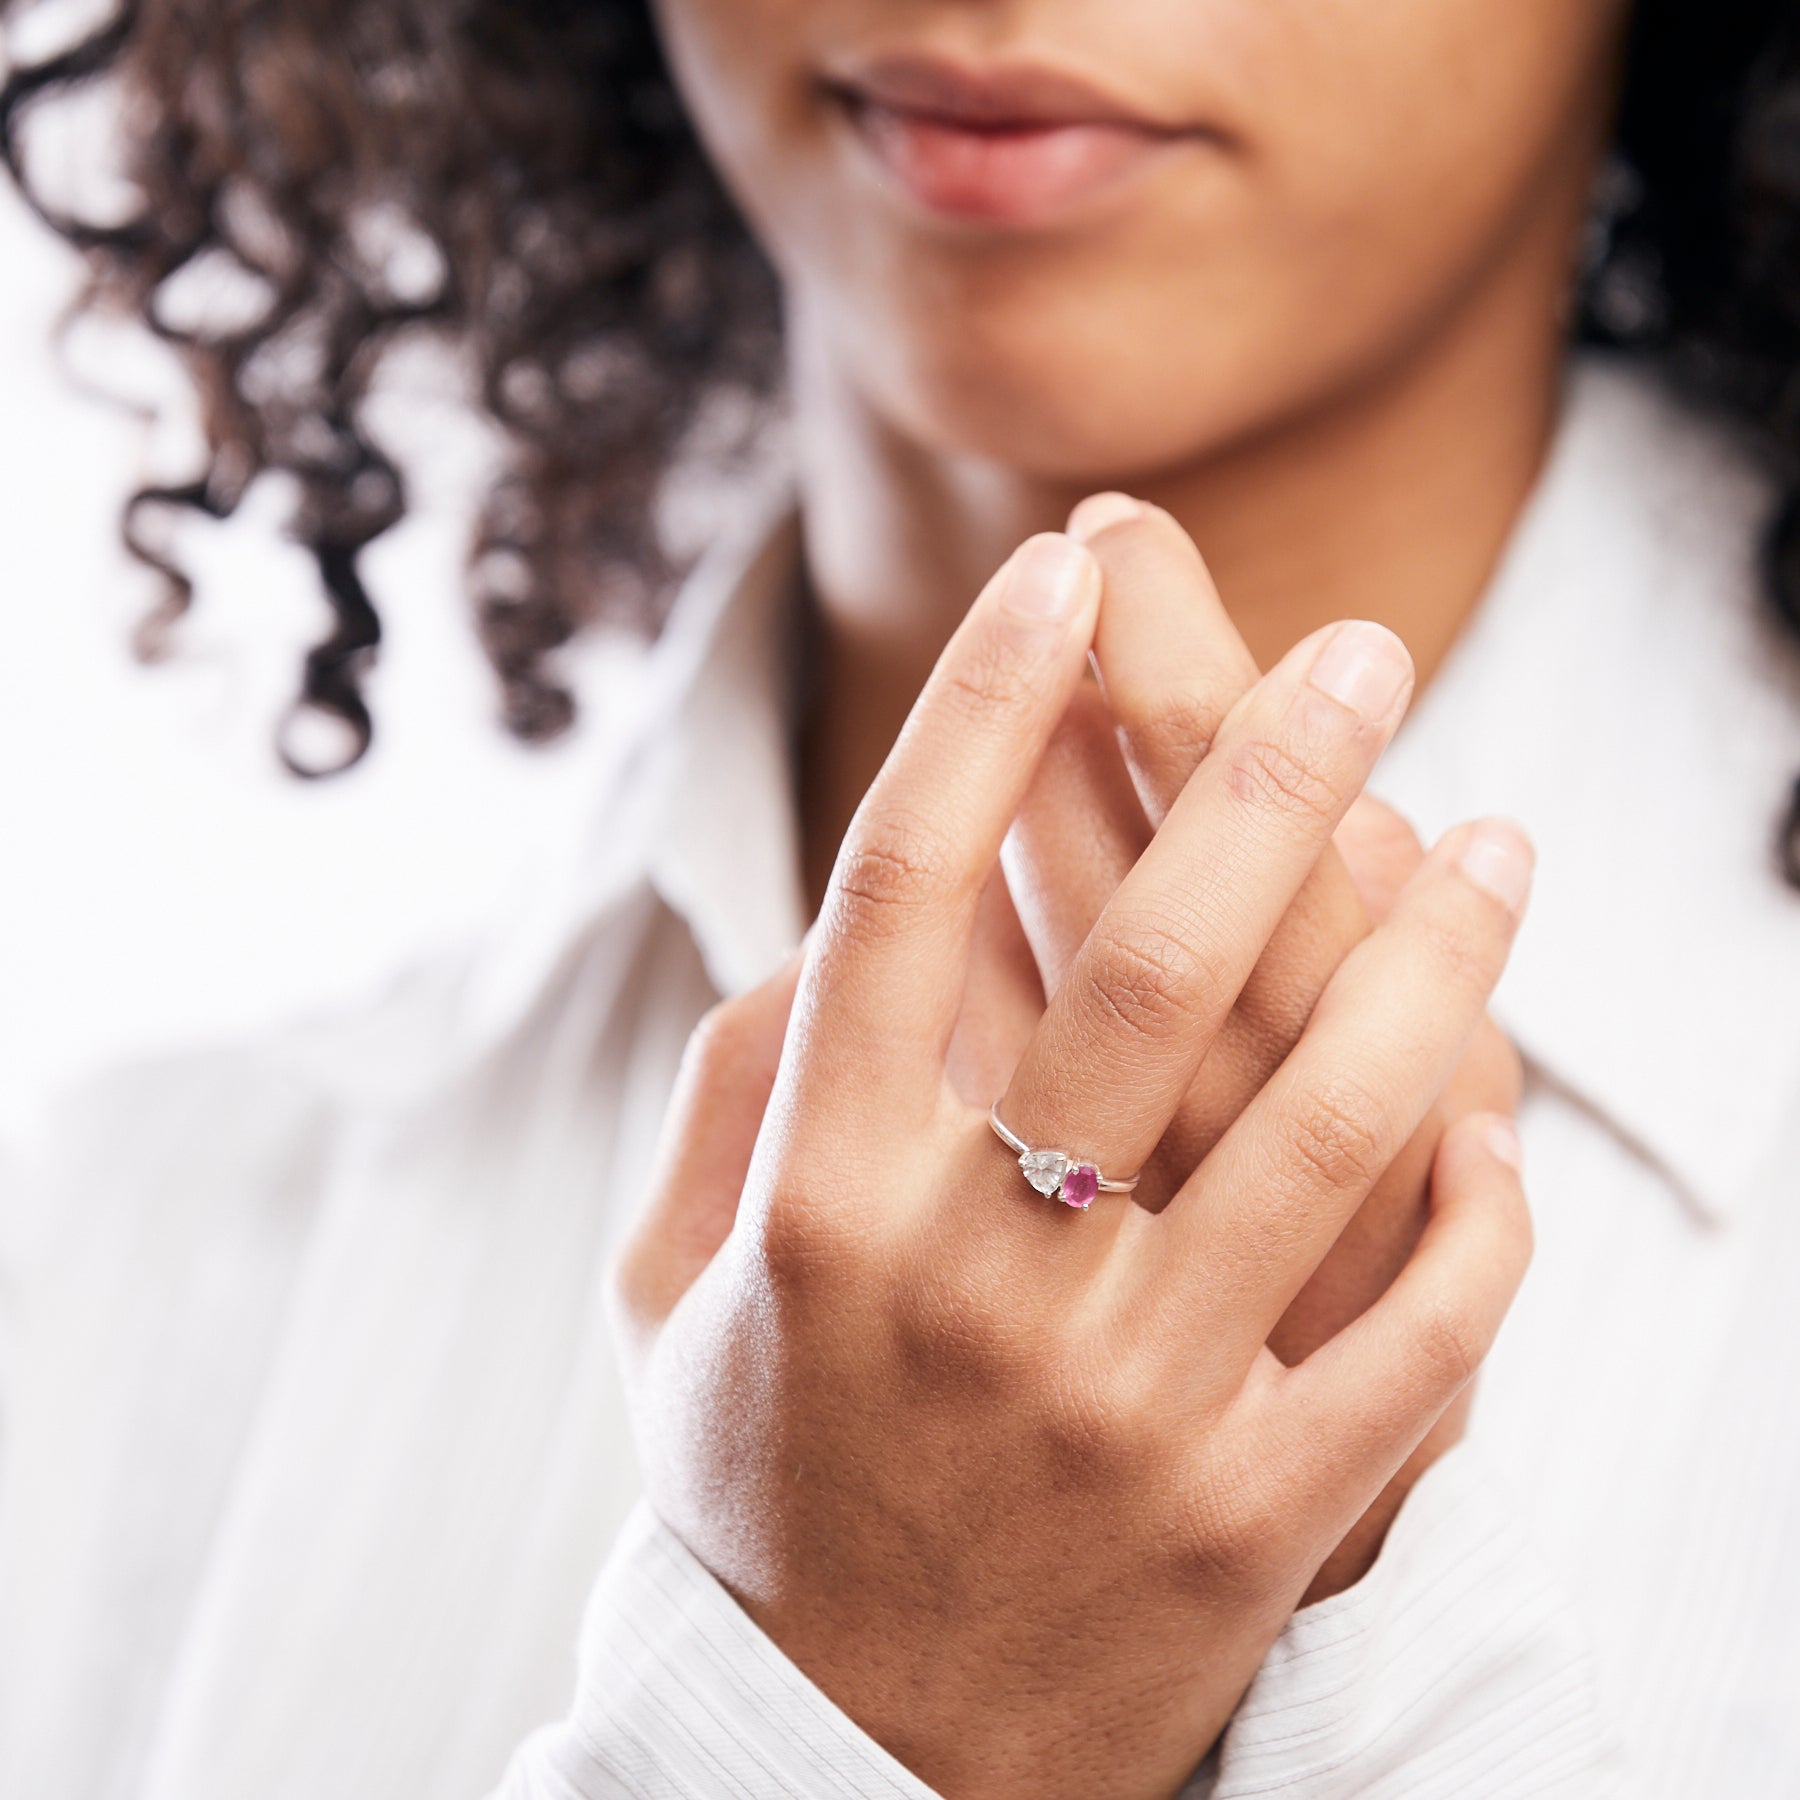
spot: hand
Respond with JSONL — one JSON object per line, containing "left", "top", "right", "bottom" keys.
{"left": 998, "top": 496, "right": 1521, "bottom": 1598}
{"left": 611, "top": 530, "right": 1534, "bottom": 1800}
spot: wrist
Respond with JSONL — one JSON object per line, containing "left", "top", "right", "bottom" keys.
{"left": 739, "top": 1585, "right": 1263, "bottom": 1800}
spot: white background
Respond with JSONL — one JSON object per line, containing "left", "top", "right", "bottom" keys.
{"left": 0, "top": 177, "right": 628, "bottom": 1143}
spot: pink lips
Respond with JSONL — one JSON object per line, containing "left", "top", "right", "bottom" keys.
{"left": 825, "top": 54, "right": 1203, "bottom": 228}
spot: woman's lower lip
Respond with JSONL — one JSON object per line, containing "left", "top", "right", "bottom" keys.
{"left": 845, "top": 101, "right": 1185, "bottom": 227}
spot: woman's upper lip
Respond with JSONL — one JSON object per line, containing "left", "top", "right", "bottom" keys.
{"left": 821, "top": 51, "right": 1193, "bottom": 136}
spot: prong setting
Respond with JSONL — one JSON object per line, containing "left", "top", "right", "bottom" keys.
{"left": 992, "top": 1107, "right": 1135, "bottom": 1210}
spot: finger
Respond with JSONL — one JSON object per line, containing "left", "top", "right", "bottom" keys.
{"left": 1003, "top": 683, "right": 1148, "bottom": 990}
{"left": 1272, "top": 1108, "right": 1532, "bottom": 1504}
{"left": 1006, "top": 680, "right": 1390, "bottom": 1045}
{"left": 609, "top": 949, "right": 806, "bottom": 1348}
{"left": 799, "top": 534, "right": 1100, "bottom": 1115}
{"left": 1007, "top": 689, "right": 1385, "bottom": 1207}
{"left": 1068, "top": 493, "right": 1258, "bottom": 824}
{"left": 1271, "top": 1009, "right": 1520, "bottom": 1365}
{"left": 1059, "top": 497, "right": 1388, "bottom": 1195}
{"left": 945, "top": 868, "right": 1046, "bottom": 1108}
{"left": 1450, "top": 1012, "right": 1525, "bottom": 1117}
{"left": 1332, "top": 793, "right": 1425, "bottom": 923}
{"left": 1164, "top": 818, "right": 1534, "bottom": 1360}
{"left": 1271, "top": 793, "right": 1496, "bottom": 1362}
{"left": 1001, "top": 616, "right": 1415, "bottom": 1186}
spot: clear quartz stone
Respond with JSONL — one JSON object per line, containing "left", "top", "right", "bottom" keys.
{"left": 1020, "top": 1149, "right": 1072, "bottom": 1197}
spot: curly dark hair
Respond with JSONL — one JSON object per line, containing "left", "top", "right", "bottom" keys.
{"left": 2, "top": 0, "right": 1799, "bottom": 878}
{"left": 0, "top": 0, "right": 780, "bottom": 765}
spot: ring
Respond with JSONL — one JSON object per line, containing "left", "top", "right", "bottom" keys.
{"left": 988, "top": 1105, "right": 1141, "bottom": 1210}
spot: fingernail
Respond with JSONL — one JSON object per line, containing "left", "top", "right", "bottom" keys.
{"left": 1067, "top": 492, "right": 1145, "bottom": 543}
{"left": 1002, "top": 533, "right": 1093, "bottom": 622}
{"left": 1457, "top": 819, "right": 1535, "bottom": 915}
{"left": 1480, "top": 1112, "right": 1523, "bottom": 1171}
{"left": 1306, "top": 621, "right": 1413, "bottom": 721}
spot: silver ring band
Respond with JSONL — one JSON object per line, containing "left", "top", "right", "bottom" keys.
{"left": 988, "top": 1104, "right": 1141, "bottom": 1210}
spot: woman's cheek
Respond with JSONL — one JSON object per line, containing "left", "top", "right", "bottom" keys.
{"left": 650, "top": 0, "right": 835, "bottom": 256}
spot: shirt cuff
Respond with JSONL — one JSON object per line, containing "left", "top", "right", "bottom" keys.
{"left": 493, "top": 1502, "right": 940, "bottom": 1800}
{"left": 498, "top": 1446, "right": 1630, "bottom": 1800}
{"left": 1211, "top": 1441, "right": 1632, "bottom": 1798}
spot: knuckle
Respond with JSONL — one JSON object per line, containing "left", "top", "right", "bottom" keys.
{"left": 1083, "top": 911, "right": 1225, "bottom": 1046}
{"left": 1037, "top": 1386, "right": 1145, "bottom": 1491}
{"left": 1414, "top": 902, "right": 1502, "bottom": 1001}
{"left": 892, "top": 1242, "right": 1039, "bottom": 1399}
{"left": 682, "top": 994, "right": 752, "bottom": 1081}
{"left": 1132, "top": 686, "right": 1230, "bottom": 785}
{"left": 755, "top": 1187, "right": 856, "bottom": 1302}
{"left": 1034, "top": 1346, "right": 1163, "bottom": 1492}
{"left": 905, "top": 1310, "right": 1029, "bottom": 1406}
{"left": 1412, "top": 1295, "right": 1485, "bottom": 1395}
{"left": 1226, "top": 736, "right": 1344, "bottom": 829}
{"left": 1174, "top": 1448, "right": 1293, "bottom": 1599}
{"left": 1288, "top": 1076, "right": 1392, "bottom": 1195}
{"left": 942, "top": 627, "right": 1041, "bottom": 722}
{"left": 827, "top": 811, "right": 956, "bottom": 939}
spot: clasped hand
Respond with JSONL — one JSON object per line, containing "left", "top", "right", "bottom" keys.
{"left": 612, "top": 497, "right": 1533, "bottom": 1800}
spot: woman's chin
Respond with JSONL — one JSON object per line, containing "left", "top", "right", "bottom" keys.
{"left": 832, "top": 328, "right": 1276, "bottom": 487}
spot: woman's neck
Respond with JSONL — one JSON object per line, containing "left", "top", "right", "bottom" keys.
{"left": 792, "top": 229, "right": 1570, "bottom": 914}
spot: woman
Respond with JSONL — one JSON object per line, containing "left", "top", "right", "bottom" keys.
{"left": 2, "top": 1, "right": 1798, "bottom": 1796}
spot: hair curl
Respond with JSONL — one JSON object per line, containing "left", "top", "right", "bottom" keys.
{"left": 2, "top": 0, "right": 1799, "bottom": 877}
{"left": 0, "top": 0, "right": 779, "bottom": 767}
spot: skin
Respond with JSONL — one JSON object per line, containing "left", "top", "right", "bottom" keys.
{"left": 648, "top": 0, "right": 1628, "bottom": 885}
{"left": 613, "top": 534, "right": 1534, "bottom": 1799}
{"left": 612, "top": 0, "right": 1631, "bottom": 1789}
{"left": 998, "top": 499, "right": 1523, "bottom": 1602}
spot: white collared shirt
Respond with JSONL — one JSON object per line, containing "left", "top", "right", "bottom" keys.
{"left": 4, "top": 357, "right": 1800, "bottom": 1799}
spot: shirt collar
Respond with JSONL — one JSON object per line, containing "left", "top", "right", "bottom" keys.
{"left": 633, "top": 495, "right": 811, "bottom": 997}
{"left": 275, "top": 481, "right": 806, "bottom": 1108}
{"left": 496, "top": 475, "right": 810, "bottom": 1014}
{"left": 1377, "top": 357, "right": 1800, "bottom": 1227}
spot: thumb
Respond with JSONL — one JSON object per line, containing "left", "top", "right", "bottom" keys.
{"left": 608, "top": 944, "right": 806, "bottom": 1348}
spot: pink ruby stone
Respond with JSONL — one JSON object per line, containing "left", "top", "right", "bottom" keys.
{"left": 1060, "top": 1162, "right": 1100, "bottom": 1209}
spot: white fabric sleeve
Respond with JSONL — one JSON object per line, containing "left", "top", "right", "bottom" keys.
{"left": 490, "top": 1503, "right": 939, "bottom": 1800}
{"left": 495, "top": 1445, "right": 1629, "bottom": 1800}
{"left": 1208, "top": 1442, "right": 1632, "bottom": 1799}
